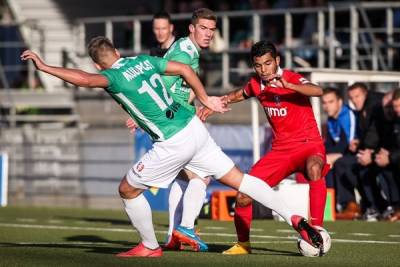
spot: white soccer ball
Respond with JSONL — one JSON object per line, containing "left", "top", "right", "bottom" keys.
{"left": 297, "top": 226, "right": 331, "bottom": 257}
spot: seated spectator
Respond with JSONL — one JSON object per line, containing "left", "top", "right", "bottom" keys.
{"left": 321, "top": 87, "right": 360, "bottom": 219}
{"left": 373, "top": 89, "right": 400, "bottom": 221}
{"left": 348, "top": 83, "right": 386, "bottom": 221}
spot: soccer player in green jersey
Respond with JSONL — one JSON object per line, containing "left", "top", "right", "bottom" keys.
{"left": 162, "top": 8, "right": 217, "bottom": 251}
{"left": 127, "top": 8, "right": 218, "bottom": 251}
{"left": 21, "top": 37, "right": 323, "bottom": 257}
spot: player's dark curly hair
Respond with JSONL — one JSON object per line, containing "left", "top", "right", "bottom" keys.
{"left": 251, "top": 40, "right": 278, "bottom": 60}
{"left": 87, "top": 36, "right": 115, "bottom": 64}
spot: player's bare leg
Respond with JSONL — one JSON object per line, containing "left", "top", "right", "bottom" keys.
{"left": 116, "top": 177, "right": 162, "bottom": 257}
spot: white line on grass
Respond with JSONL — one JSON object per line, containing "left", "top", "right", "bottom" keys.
{"left": 204, "top": 226, "right": 227, "bottom": 230}
{"left": 348, "top": 233, "right": 374, "bottom": 236}
{"left": 16, "top": 218, "right": 37, "bottom": 223}
{"left": 0, "top": 223, "right": 399, "bottom": 245}
{"left": 250, "top": 228, "right": 264, "bottom": 232}
{"left": 48, "top": 220, "right": 63, "bottom": 224}
{"left": 276, "top": 229, "right": 296, "bottom": 233}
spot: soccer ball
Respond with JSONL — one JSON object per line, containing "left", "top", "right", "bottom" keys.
{"left": 297, "top": 226, "right": 331, "bottom": 257}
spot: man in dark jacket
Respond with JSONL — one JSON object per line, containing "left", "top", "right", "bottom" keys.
{"left": 374, "top": 89, "right": 400, "bottom": 221}
{"left": 351, "top": 83, "right": 387, "bottom": 220}
{"left": 333, "top": 83, "right": 385, "bottom": 221}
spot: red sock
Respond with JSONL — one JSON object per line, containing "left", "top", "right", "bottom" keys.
{"left": 308, "top": 177, "right": 327, "bottom": 226}
{"left": 234, "top": 203, "right": 253, "bottom": 242}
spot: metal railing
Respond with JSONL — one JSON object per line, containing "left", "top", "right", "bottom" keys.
{"left": 0, "top": 20, "right": 45, "bottom": 89}
{"left": 73, "top": 2, "right": 400, "bottom": 92}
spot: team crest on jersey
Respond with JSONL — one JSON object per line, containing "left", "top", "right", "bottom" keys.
{"left": 274, "top": 95, "right": 281, "bottom": 106}
{"left": 136, "top": 162, "right": 144, "bottom": 172}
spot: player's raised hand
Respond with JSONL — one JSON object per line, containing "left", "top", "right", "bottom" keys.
{"left": 206, "top": 96, "right": 230, "bottom": 114}
{"left": 126, "top": 118, "right": 139, "bottom": 134}
{"left": 266, "top": 74, "right": 289, "bottom": 88}
{"left": 20, "top": 50, "right": 46, "bottom": 71}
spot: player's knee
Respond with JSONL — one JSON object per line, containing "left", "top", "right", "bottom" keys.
{"left": 236, "top": 193, "right": 253, "bottom": 207}
{"left": 307, "top": 164, "right": 322, "bottom": 181}
{"left": 119, "top": 177, "right": 141, "bottom": 199}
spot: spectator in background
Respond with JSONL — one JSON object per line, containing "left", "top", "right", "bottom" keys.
{"left": 330, "top": 83, "right": 385, "bottom": 221}
{"left": 322, "top": 88, "right": 357, "bottom": 168}
{"left": 322, "top": 87, "right": 361, "bottom": 219}
{"left": 371, "top": 89, "right": 400, "bottom": 221}
{"left": 348, "top": 82, "right": 386, "bottom": 221}
{"left": 150, "top": 12, "right": 176, "bottom": 57}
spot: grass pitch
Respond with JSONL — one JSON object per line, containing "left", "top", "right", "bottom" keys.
{"left": 0, "top": 206, "right": 399, "bottom": 267}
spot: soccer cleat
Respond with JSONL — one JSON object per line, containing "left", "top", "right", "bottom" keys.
{"left": 172, "top": 226, "right": 208, "bottom": 252}
{"left": 116, "top": 243, "right": 163, "bottom": 257}
{"left": 222, "top": 241, "right": 251, "bottom": 255}
{"left": 163, "top": 235, "right": 184, "bottom": 251}
{"left": 291, "top": 215, "right": 323, "bottom": 248}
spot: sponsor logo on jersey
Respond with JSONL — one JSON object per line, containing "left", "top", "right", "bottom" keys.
{"left": 274, "top": 95, "right": 281, "bottom": 106}
{"left": 264, "top": 106, "right": 287, "bottom": 117}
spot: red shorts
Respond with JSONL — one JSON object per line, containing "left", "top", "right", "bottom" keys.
{"left": 249, "top": 141, "right": 326, "bottom": 187}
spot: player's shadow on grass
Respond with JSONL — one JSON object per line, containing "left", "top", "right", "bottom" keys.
{"left": 56, "top": 216, "right": 130, "bottom": 226}
{"left": 206, "top": 244, "right": 299, "bottom": 256}
{"left": 250, "top": 246, "right": 301, "bottom": 256}
{"left": 0, "top": 238, "right": 133, "bottom": 255}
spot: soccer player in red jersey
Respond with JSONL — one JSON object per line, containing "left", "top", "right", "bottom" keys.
{"left": 198, "top": 40, "right": 330, "bottom": 254}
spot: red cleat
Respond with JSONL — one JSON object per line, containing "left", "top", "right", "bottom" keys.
{"left": 116, "top": 243, "right": 163, "bottom": 257}
{"left": 291, "top": 215, "right": 323, "bottom": 248}
{"left": 163, "top": 235, "right": 184, "bottom": 251}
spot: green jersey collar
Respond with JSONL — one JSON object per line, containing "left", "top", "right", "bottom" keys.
{"left": 110, "top": 58, "right": 126, "bottom": 69}
{"left": 187, "top": 36, "right": 201, "bottom": 55}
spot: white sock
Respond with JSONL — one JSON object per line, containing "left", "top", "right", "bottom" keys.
{"left": 239, "top": 174, "right": 293, "bottom": 225}
{"left": 123, "top": 194, "right": 159, "bottom": 249}
{"left": 167, "top": 179, "right": 188, "bottom": 241}
{"left": 180, "top": 178, "right": 207, "bottom": 229}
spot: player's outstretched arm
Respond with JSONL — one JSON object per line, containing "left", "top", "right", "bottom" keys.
{"left": 20, "top": 50, "right": 109, "bottom": 88}
{"left": 286, "top": 82, "right": 323, "bottom": 96}
{"left": 164, "top": 61, "right": 229, "bottom": 113}
{"left": 197, "top": 88, "right": 246, "bottom": 121}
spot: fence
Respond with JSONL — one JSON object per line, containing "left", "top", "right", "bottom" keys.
{"left": 73, "top": 2, "right": 400, "bottom": 92}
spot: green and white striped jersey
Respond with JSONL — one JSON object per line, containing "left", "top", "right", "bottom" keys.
{"left": 163, "top": 37, "right": 200, "bottom": 113}
{"left": 101, "top": 55, "right": 194, "bottom": 142}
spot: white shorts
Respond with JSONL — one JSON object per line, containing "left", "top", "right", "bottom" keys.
{"left": 126, "top": 116, "right": 234, "bottom": 189}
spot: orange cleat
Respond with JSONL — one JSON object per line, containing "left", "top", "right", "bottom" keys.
{"left": 163, "top": 235, "right": 184, "bottom": 251}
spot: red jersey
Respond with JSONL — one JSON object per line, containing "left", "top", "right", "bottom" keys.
{"left": 243, "top": 68, "right": 322, "bottom": 149}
